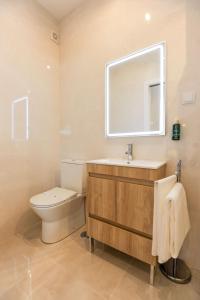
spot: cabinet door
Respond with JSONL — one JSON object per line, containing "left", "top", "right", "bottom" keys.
{"left": 88, "top": 176, "right": 116, "bottom": 222}
{"left": 88, "top": 217, "right": 156, "bottom": 265}
{"left": 116, "top": 181, "right": 154, "bottom": 235}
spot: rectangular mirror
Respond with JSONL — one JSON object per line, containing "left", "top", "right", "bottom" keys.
{"left": 105, "top": 42, "right": 166, "bottom": 137}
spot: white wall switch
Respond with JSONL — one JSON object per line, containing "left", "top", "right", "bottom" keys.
{"left": 182, "top": 91, "right": 196, "bottom": 105}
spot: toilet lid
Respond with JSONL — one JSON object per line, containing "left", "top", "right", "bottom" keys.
{"left": 30, "top": 187, "right": 77, "bottom": 208}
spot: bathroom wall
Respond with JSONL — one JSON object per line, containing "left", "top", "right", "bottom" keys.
{"left": 60, "top": 0, "right": 200, "bottom": 269}
{"left": 0, "top": 0, "right": 60, "bottom": 239}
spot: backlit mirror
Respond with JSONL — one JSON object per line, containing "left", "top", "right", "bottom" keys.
{"left": 105, "top": 42, "right": 166, "bottom": 137}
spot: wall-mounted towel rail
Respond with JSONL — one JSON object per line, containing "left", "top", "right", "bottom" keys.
{"left": 175, "top": 160, "right": 181, "bottom": 182}
{"left": 159, "top": 160, "right": 191, "bottom": 284}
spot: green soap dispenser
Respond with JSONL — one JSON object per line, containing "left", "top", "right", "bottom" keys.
{"left": 172, "top": 120, "right": 181, "bottom": 140}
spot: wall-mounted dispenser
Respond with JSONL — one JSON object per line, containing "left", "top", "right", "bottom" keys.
{"left": 172, "top": 120, "right": 181, "bottom": 140}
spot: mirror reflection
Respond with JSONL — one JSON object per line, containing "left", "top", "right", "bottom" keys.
{"left": 106, "top": 43, "right": 165, "bottom": 137}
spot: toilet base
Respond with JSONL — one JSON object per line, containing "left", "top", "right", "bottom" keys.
{"left": 41, "top": 201, "right": 85, "bottom": 243}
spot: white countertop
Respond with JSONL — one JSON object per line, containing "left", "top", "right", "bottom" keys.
{"left": 87, "top": 158, "right": 166, "bottom": 170}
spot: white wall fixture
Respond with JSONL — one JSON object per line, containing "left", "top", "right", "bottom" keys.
{"left": 60, "top": 127, "right": 72, "bottom": 136}
{"left": 181, "top": 91, "right": 196, "bottom": 105}
{"left": 11, "top": 96, "right": 29, "bottom": 141}
{"left": 50, "top": 31, "right": 59, "bottom": 44}
{"left": 105, "top": 42, "right": 166, "bottom": 137}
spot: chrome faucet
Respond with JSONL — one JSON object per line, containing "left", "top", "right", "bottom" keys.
{"left": 125, "top": 144, "right": 133, "bottom": 164}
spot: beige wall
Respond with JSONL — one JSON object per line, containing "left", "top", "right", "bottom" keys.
{"left": 60, "top": 0, "right": 200, "bottom": 270}
{"left": 0, "top": 0, "right": 60, "bottom": 239}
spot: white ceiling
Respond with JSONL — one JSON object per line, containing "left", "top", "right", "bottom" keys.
{"left": 37, "top": 0, "right": 86, "bottom": 20}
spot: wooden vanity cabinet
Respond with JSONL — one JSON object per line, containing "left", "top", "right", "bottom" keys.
{"left": 116, "top": 181, "right": 154, "bottom": 236}
{"left": 88, "top": 177, "right": 116, "bottom": 222}
{"left": 86, "top": 163, "right": 166, "bottom": 284}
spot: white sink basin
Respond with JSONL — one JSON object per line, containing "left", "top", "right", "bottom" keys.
{"left": 87, "top": 158, "right": 166, "bottom": 170}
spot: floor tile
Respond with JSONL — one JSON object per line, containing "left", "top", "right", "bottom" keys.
{"left": 0, "top": 226, "right": 199, "bottom": 300}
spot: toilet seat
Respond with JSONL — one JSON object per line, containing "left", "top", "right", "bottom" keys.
{"left": 30, "top": 187, "right": 77, "bottom": 208}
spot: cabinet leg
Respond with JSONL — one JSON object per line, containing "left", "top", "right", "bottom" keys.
{"left": 89, "top": 237, "right": 94, "bottom": 252}
{"left": 150, "top": 265, "right": 155, "bottom": 285}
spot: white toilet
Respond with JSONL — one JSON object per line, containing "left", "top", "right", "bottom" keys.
{"left": 30, "top": 159, "right": 86, "bottom": 243}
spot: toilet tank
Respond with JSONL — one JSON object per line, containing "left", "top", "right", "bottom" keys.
{"left": 60, "top": 159, "right": 86, "bottom": 194}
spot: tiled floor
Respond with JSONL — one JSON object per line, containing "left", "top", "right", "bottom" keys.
{"left": 0, "top": 226, "right": 199, "bottom": 300}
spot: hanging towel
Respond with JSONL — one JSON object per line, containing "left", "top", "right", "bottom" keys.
{"left": 152, "top": 175, "right": 177, "bottom": 263}
{"left": 167, "top": 182, "right": 191, "bottom": 259}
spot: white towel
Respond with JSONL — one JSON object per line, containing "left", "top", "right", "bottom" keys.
{"left": 167, "top": 183, "right": 191, "bottom": 259}
{"left": 152, "top": 175, "right": 177, "bottom": 263}
{"left": 152, "top": 177, "right": 191, "bottom": 263}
